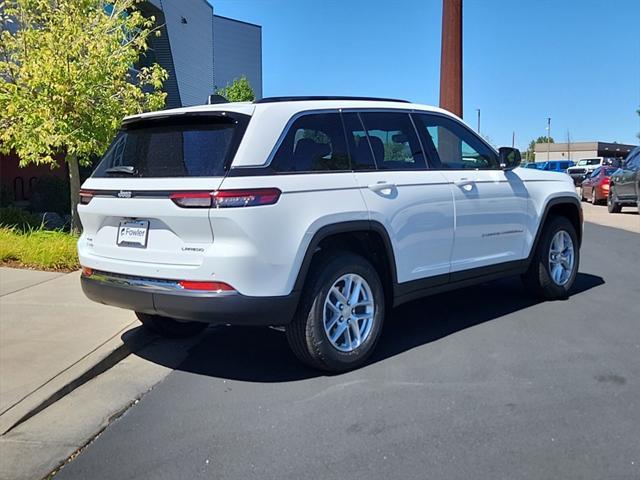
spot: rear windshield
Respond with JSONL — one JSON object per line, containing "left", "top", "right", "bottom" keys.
{"left": 92, "top": 114, "right": 249, "bottom": 178}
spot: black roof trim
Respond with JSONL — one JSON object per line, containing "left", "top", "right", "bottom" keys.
{"left": 254, "top": 96, "right": 411, "bottom": 104}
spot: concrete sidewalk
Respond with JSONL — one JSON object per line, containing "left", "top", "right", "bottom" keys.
{"left": 0, "top": 268, "right": 141, "bottom": 434}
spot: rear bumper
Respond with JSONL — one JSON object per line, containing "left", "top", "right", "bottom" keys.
{"left": 81, "top": 273, "right": 299, "bottom": 326}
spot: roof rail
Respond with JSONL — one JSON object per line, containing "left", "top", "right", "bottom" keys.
{"left": 254, "top": 96, "right": 410, "bottom": 104}
{"left": 207, "top": 94, "right": 229, "bottom": 105}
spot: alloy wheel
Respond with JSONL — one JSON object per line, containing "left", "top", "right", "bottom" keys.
{"left": 548, "top": 230, "right": 575, "bottom": 286}
{"left": 323, "top": 273, "right": 375, "bottom": 352}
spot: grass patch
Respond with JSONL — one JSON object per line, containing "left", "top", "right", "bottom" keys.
{"left": 0, "top": 227, "right": 79, "bottom": 271}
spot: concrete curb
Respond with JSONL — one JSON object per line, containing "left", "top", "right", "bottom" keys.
{"left": 0, "top": 323, "right": 157, "bottom": 435}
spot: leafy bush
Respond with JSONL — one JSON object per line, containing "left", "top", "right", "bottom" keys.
{"left": 0, "top": 227, "right": 79, "bottom": 271}
{"left": 30, "top": 175, "right": 70, "bottom": 215}
{"left": 215, "top": 76, "right": 255, "bottom": 102}
{"left": 0, "top": 206, "right": 41, "bottom": 231}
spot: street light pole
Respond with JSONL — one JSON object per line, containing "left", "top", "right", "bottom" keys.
{"left": 476, "top": 109, "right": 480, "bottom": 133}
{"left": 546, "top": 117, "right": 551, "bottom": 161}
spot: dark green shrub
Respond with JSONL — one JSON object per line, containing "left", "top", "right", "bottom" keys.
{"left": 0, "top": 184, "right": 13, "bottom": 207}
{"left": 30, "top": 175, "right": 70, "bottom": 215}
{"left": 0, "top": 206, "right": 41, "bottom": 231}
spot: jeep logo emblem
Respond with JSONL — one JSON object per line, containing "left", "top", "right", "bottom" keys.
{"left": 117, "top": 191, "right": 132, "bottom": 199}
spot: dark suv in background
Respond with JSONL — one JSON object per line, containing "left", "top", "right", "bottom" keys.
{"left": 608, "top": 146, "right": 640, "bottom": 214}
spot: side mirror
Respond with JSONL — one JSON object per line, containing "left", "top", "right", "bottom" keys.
{"left": 499, "top": 147, "right": 522, "bottom": 170}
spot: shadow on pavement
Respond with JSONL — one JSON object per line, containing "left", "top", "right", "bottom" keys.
{"left": 124, "top": 272, "right": 604, "bottom": 383}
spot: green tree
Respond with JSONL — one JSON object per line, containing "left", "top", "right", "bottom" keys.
{"left": 0, "top": 0, "right": 167, "bottom": 232}
{"left": 215, "top": 76, "right": 255, "bottom": 102}
{"left": 525, "top": 136, "right": 555, "bottom": 161}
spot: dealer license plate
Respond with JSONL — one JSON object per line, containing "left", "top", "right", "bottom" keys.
{"left": 117, "top": 220, "right": 149, "bottom": 248}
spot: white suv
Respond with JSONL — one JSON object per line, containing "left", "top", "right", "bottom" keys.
{"left": 78, "top": 96, "right": 582, "bottom": 371}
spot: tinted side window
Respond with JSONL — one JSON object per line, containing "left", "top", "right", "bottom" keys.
{"left": 358, "top": 112, "right": 427, "bottom": 170}
{"left": 342, "top": 113, "right": 376, "bottom": 171}
{"left": 271, "top": 113, "right": 349, "bottom": 172}
{"left": 413, "top": 113, "right": 498, "bottom": 170}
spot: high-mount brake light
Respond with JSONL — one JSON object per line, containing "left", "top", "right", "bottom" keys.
{"left": 170, "top": 189, "right": 281, "bottom": 208}
{"left": 79, "top": 190, "right": 94, "bottom": 205}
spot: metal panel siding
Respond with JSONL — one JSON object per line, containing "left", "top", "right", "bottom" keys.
{"left": 160, "top": 0, "right": 215, "bottom": 106}
{"left": 213, "top": 15, "right": 263, "bottom": 99}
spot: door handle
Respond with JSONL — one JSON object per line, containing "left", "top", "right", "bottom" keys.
{"left": 453, "top": 178, "right": 475, "bottom": 190}
{"left": 368, "top": 181, "right": 396, "bottom": 193}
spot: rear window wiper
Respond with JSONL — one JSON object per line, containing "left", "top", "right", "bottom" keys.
{"left": 104, "top": 166, "right": 138, "bottom": 176}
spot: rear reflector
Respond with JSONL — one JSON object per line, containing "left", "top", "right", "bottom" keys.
{"left": 178, "top": 280, "right": 235, "bottom": 292}
{"left": 79, "top": 190, "right": 94, "bottom": 205}
{"left": 81, "top": 266, "right": 93, "bottom": 277}
{"left": 170, "top": 189, "right": 281, "bottom": 208}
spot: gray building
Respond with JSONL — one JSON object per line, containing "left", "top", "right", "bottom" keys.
{"left": 139, "top": 0, "right": 262, "bottom": 108}
{"left": 534, "top": 141, "right": 636, "bottom": 162}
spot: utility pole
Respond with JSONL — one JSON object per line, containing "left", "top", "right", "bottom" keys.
{"left": 439, "top": 0, "right": 463, "bottom": 117}
{"left": 546, "top": 117, "right": 551, "bottom": 161}
{"left": 512, "top": 131, "right": 515, "bottom": 148}
{"left": 476, "top": 109, "right": 480, "bottom": 133}
{"left": 567, "top": 130, "right": 571, "bottom": 161}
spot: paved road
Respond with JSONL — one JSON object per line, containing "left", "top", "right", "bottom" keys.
{"left": 57, "top": 222, "right": 639, "bottom": 480}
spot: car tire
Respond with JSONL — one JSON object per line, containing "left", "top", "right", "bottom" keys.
{"left": 579, "top": 187, "right": 585, "bottom": 202}
{"left": 286, "top": 252, "right": 385, "bottom": 372}
{"left": 522, "top": 215, "right": 579, "bottom": 300}
{"left": 607, "top": 188, "right": 622, "bottom": 213}
{"left": 591, "top": 189, "right": 598, "bottom": 205}
{"left": 136, "top": 312, "right": 207, "bottom": 338}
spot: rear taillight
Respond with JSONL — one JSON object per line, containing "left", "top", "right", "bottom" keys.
{"left": 170, "top": 189, "right": 281, "bottom": 208}
{"left": 178, "top": 280, "right": 235, "bottom": 292}
{"left": 79, "top": 190, "right": 94, "bottom": 205}
{"left": 169, "top": 192, "right": 212, "bottom": 208}
{"left": 212, "top": 188, "right": 281, "bottom": 208}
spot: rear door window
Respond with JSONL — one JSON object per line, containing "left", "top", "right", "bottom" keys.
{"left": 358, "top": 112, "right": 427, "bottom": 170}
{"left": 93, "top": 115, "right": 249, "bottom": 178}
{"left": 341, "top": 113, "right": 377, "bottom": 171}
{"left": 270, "top": 113, "right": 350, "bottom": 172}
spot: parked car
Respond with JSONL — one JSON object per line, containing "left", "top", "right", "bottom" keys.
{"left": 580, "top": 166, "right": 617, "bottom": 205}
{"left": 540, "top": 160, "right": 574, "bottom": 173}
{"left": 525, "top": 162, "right": 546, "bottom": 169}
{"left": 567, "top": 157, "right": 622, "bottom": 185}
{"left": 77, "top": 96, "right": 583, "bottom": 372}
{"left": 608, "top": 146, "right": 640, "bottom": 213}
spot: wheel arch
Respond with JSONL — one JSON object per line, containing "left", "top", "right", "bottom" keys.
{"left": 292, "top": 221, "right": 397, "bottom": 304}
{"left": 530, "top": 196, "right": 583, "bottom": 258}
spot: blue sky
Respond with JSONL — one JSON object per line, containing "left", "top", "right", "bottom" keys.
{"left": 211, "top": 0, "right": 640, "bottom": 151}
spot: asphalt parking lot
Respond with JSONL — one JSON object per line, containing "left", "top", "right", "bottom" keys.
{"left": 53, "top": 216, "right": 640, "bottom": 480}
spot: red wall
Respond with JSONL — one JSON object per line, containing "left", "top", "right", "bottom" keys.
{"left": 0, "top": 152, "right": 67, "bottom": 202}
